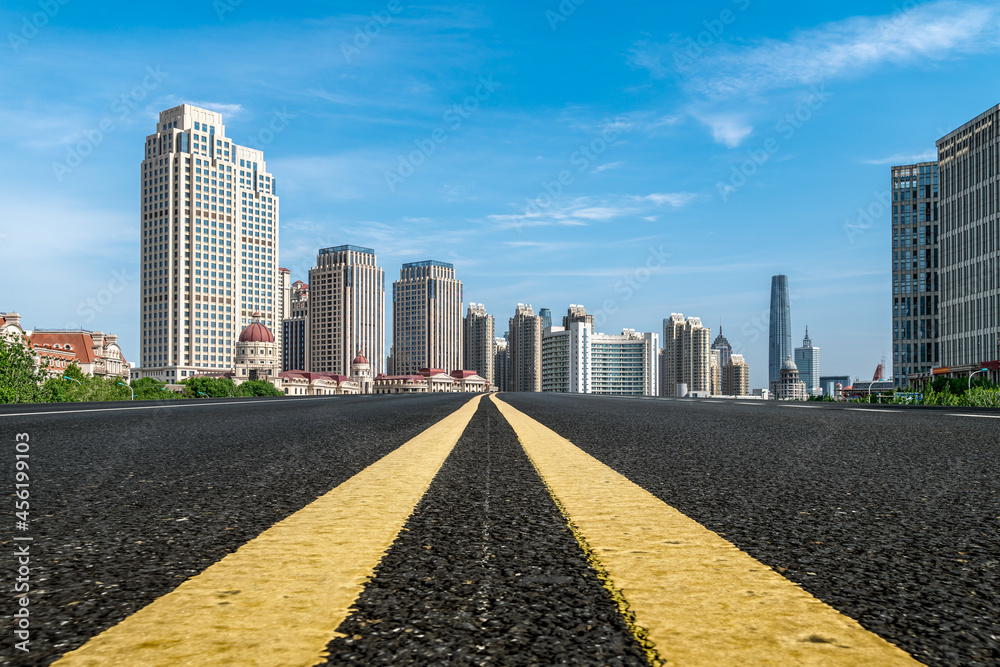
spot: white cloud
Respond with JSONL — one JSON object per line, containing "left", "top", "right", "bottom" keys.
{"left": 485, "top": 192, "right": 698, "bottom": 230}
{"left": 861, "top": 150, "right": 938, "bottom": 165}
{"left": 592, "top": 161, "right": 624, "bottom": 173}
{"left": 633, "top": 1, "right": 1000, "bottom": 98}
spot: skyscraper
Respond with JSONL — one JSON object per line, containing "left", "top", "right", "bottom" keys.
{"left": 937, "top": 106, "right": 998, "bottom": 377}
{"left": 509, "top": 304, "right": 542, "bottom": 392}
{"left": 464, "top": 303, "right": 495, "bottom": 386}
{"left": 722, "top": 354, "right": 750, "bottom": 396}
{"left": 661, "top": 313, "right": 711, "bottom": 397}
{"left": 891, "top": 161, "right": 939, "bottom": 387}
{"left": 138, "top": 104, "right": 279, "bottom": 382}
{"left": 307, "top": 245, "right": 385, "bottom": 376}
{"left": 768, "top": 275, "right": 791, "bottom": 385}
{"left": 711, "top": 325, "right": 733, "bottom": 368}
{"left": 282, "top": 279, "right": 309, "bottom": 371}
{"left": 538, "top": 308, "right": 552, "bottom": 330}
{"left": 794, "top": 327, "right": 820, "bottom": 393}
{"left": 392, "top": 260, "right": 463, "bottom": 375}
{"left": 494, "top": 335, "right": 510, "bottom": 392}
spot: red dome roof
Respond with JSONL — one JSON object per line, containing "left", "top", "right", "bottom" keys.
{"left": 352, "top": 351, "right": 369, "bottom": 365}
{"left": 239, "top": 316, "right": 275, "bottom": 343}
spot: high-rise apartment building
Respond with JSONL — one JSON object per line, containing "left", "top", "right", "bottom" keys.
{"left": 936, "top": 106, "right": 999, "bottom": 377}
{"left": 282, "top": 279, "right": 309, "bottom": 371}
{"left": 768, "top": 275, "right": 792, "bottom": 385}
{"left": 279, "top": 267, "right": 291, "bottom": 321}
{"left": 138, "top": 104, "right": 279, "bottom": 382}
{"left": 661, "top": 313, "right": 711, "bottom": 397}
{"left": 392, "top": 260, "right": 463, "bottom": 376}
{"left": 722, "top": 354, "right": 750, "bottom": 396}
{"left": 494, "top": 335, "right": 510, "bottom": 392}
{"left": 509, "top": 304, "right": 542, "bottom": 392}
{"left": 709, "top": 349, "right": 722, "bottom": 395}
{"left": 307, "top": 246, "right": 385, "bottom": 376}
{"left": 563, "top": 304, "right": 594, "bottom": 328}
{"left": 464, "top": 303, "right": 495, "bottom": 387}
{"left": 891, "top": 161, "right": 940, "bottom": 387}
{"left": 794, "top": 327, "right": 820, "bottom": 393}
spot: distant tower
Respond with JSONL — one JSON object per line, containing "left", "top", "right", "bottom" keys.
{"left": 539, "top": 308, "right": 552, "bottom": 330}
{"left": 769, "top": 275, "right": 792, "bottom": 385}
{"left": 794, "top": 327, "right": 820, "bottom": 393}
{"left": 711, "top": 325, "right": 733, "bottom": 368}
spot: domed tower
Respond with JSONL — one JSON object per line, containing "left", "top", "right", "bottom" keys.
{"left": 351, "top": 350, "right": 373, "bottom": 394}
{"left": 235, "top": 313, "right": 279, "bottom": 383}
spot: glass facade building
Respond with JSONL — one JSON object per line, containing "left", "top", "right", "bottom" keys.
{"left": 768, "top": 275, "right": 791, "bottom": 385}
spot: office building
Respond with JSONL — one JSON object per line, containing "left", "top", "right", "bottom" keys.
{"left": 509, "top": 304, "right": 542, "bottom": 392}
{"left": 494, "top": 335, "right": 510, "bottom": 392}
{"left": 891, "top": 161, "right": 940, "bottom": 387}
{"left": 820, "top": 375, "right": 851, "bottom": 398}
{"left": 307, "top": 246, "right": 385, "bottom": 377}
{"left": 282, "top": 279, "right": 309, "bottom": 371}
{"left": 136, "top": 104, "right": 281, "bottom": 382}
{"left": 137, "top": 104, "right": 280, "bottom": 382}
{"left": 711, "top": 326, "right": 733, "bottom": 369}
{"left": 661, "top": 313, "right": 711, "bottom": 397}
{"left": 794, "top": 327, "right": 820, "bottom": 393}
{"left": 539, "top": 308, "right": 552, "bottom": 330}
{"left": 392, "top": 260, "right": 463, "bottom": 376}
{"left": 722, "top": 354, "right": 750, "bottom": 396}
{"left": 936, "top": 106, "right": 999, "bottom": 382}
{"left": 768, "top": 275, "right": 791, "bottom": 385}
{"left": 463, "top": 303, "right": 495, "bottom": 387}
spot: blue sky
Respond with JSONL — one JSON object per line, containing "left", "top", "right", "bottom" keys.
{"left": 2, "top": 0, "right": 999, "bottom": 388}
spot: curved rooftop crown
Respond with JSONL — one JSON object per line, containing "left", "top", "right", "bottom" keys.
{"left": 239, "top": 313, "right": 274, "bottom": 343}
{"left": 782, "top": 354, "right": 798, "bottom": 371}
{"left": 352, "top": 351, "right": 369, "bottom": 365}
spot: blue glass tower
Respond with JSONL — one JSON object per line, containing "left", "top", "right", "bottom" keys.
{"left": 769, "top": 275, "right": 792, "bottom": 385}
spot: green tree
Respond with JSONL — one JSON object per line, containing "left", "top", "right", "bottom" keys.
{"left": 181, "top": 377, "right": 236, "bottom": 398}
{"left": 0, "top": 333, "right": 42, "bottom": 403}
{"left": 132, "top": 376, "right": 179, "bottom": 400}
{"left": 235, "top": 380, "right": 284, "bottom": 397}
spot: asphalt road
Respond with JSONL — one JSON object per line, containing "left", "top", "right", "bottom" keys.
{"left": 1, "top": 393, "right": 998, "bottom": 665}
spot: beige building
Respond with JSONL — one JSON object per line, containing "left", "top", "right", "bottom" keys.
{"left": 137, "top": 104, "right": 280, "bottom": 384}
{"left": 509, "top": 304, "right": 542, "bottom": 392}
{"left": 771, "top": 355, "right": 807, "bottom": 400}
{"left": 392, "top": 260, "right": 463, "bottom": 376}
{"left": 30, "top": 329, "right": 130, "bottom": 380}
{"left": 233, "top": 312, "right": 281, "bottom": 383}
{"left": 307, "top": 246, "right": 385, "bottom": 377}
{"left": 373, "top": 368, "right": 488, "bottom": 394}
{"left": 722, "top": 353, "right": 751, "bottom": 396}
{"left": 661, "top": 313, "right": 711, "bottom": 397}
{"left": 463, "top": 303, "right": 495, "bottom": 387}
{"left": 709, "top": 349, "right": 722, "bottom": 396}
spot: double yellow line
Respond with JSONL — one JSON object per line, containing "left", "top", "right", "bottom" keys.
{"left": 56, "top": 394, "right": 923, "bottom": 666}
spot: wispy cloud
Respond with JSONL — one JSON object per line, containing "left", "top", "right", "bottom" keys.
{"left": 486, "top": 193, "right": 698, "bottom": 230}
{"left": 860, "top": 149, "right": 938, "bottom": 165}
{"left": 693, "top": 113, "right": 754, "bottom": 147}
{"left": 633, "top": 1, "right": 1000, "bottom": 99}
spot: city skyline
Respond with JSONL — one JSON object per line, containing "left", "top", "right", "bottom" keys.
{"left": 4, "top": 1, "right": 1000, "bottom": 388}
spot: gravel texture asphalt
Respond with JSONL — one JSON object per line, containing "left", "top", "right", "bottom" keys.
{"left": 0, "top": 394, "right": 472, "bottom": 666}
{"left": 500, "top": 394, "right": 1000, "bottom": 667}
{"left": 322, "top": 397, "right": 649, "bottom": 666}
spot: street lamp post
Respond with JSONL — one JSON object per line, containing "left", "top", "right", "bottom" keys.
{"left": 969, "top": 368, "right": 988, "bottom": 390}
{"left": 117, "top": 382, "right": 134, "bottom": 401}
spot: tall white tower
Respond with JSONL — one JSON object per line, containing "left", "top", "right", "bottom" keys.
{"left": 138, "top": 104, "right": 280, "bottom": 382}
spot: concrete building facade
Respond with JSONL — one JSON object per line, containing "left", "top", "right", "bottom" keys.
{"left": 661, "top": 313, "right": 711, "bottom": 397}
{"left": 936, "top": 105, "right": 1000, "bottom": 383}
{"left": 392, "top": 260, "right": 463, "bottom": 376}
{"left": 307, "top": 245, "right": 385, "bottom": 377}
{"left": 463, "top": 303, "right": 495, "bottom": 387}
{"left": 137, "top": 104, "right": 280, "bottom": 383}
{"left": 722, "top": 353, "right": 750, "bottom": 396}
{"left": 509, "top": 304, "right": 542, "bottom": 392}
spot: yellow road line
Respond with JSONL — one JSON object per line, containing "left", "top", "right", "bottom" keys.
{"left": 55, "top": 394, "right": 484, "bottom": 667}
{"left": 491, "top": 395, "right": 924, "bottom": 667}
